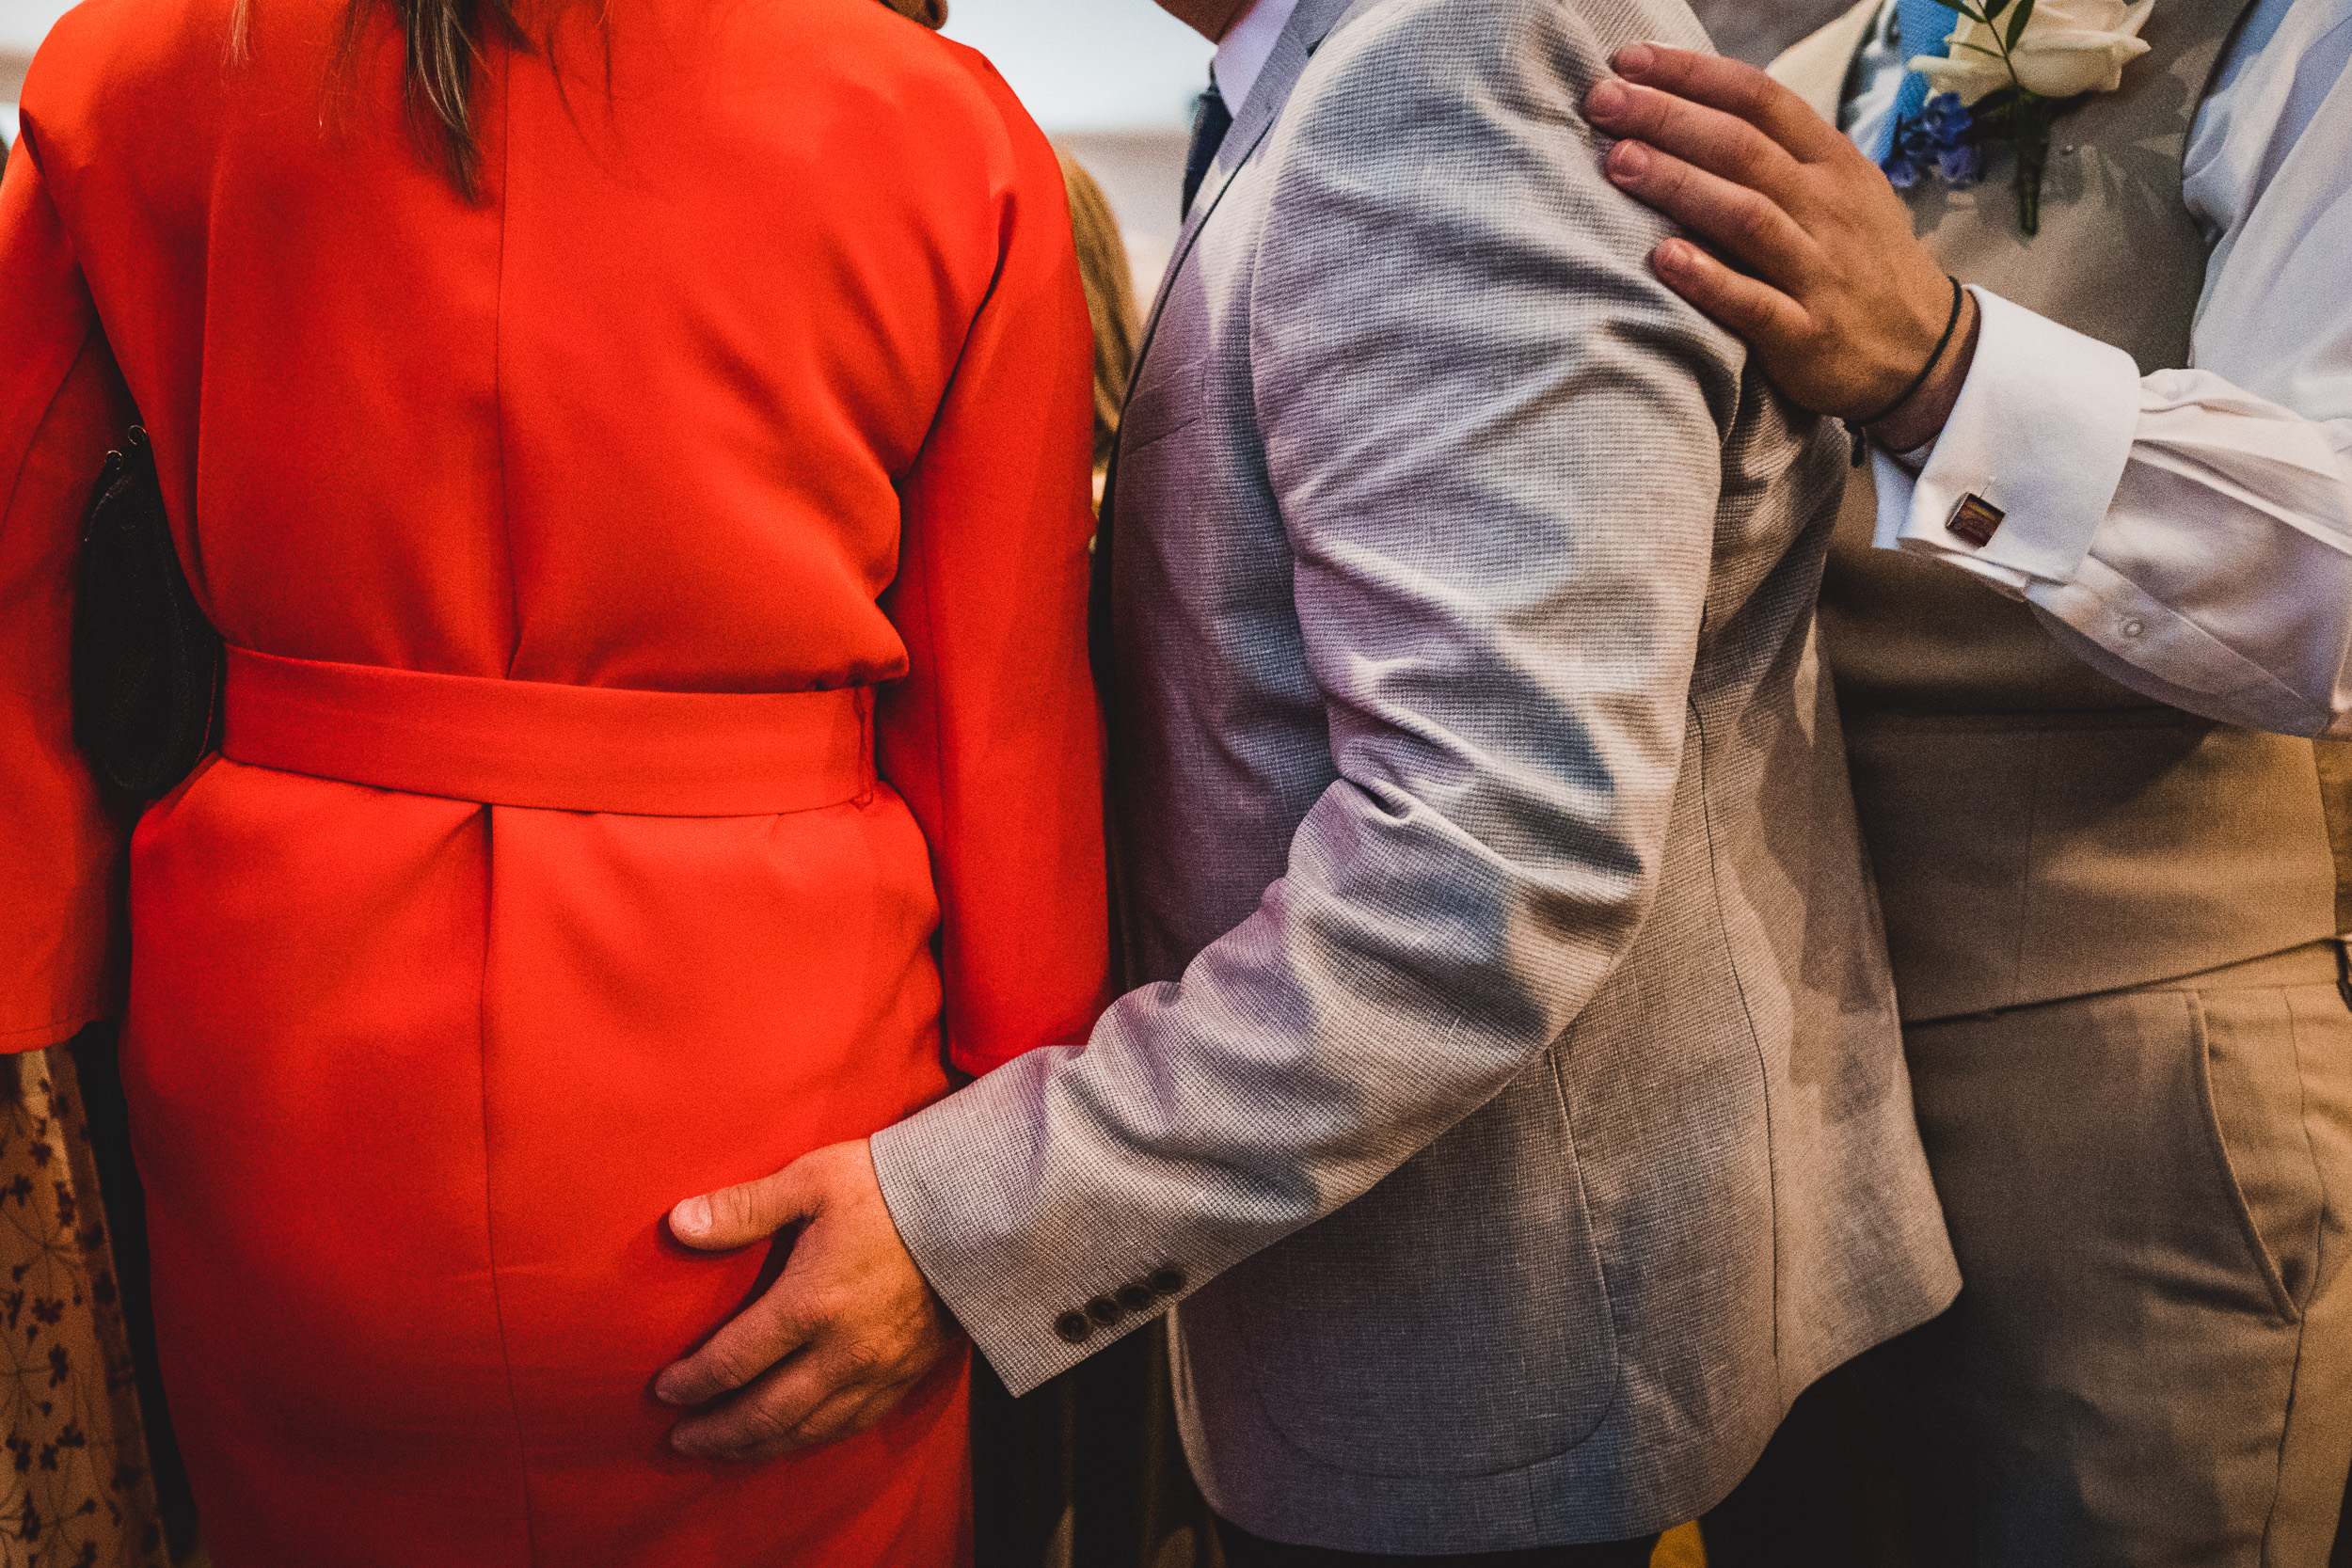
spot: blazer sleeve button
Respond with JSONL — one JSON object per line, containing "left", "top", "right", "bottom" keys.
{"left": 1054, "top": 1310, "right": 1093, "bottom": 1344}
{"left": 1116, "top": 1283, "right": 1156, "bottom": 1313}
{"left": 1085, "top": 1295, "right": 1123, "bottom": 1326}
{"left": 1148, "top": 1266, "right": 1187, "bottom": 1297}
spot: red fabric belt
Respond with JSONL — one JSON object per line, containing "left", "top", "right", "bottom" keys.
{"left": 221, "top": 646, "right": 874, "bottom": 816}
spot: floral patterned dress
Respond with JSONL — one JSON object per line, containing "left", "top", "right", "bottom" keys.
{"left": 0, "top": 1049, "right": 163, "bottom": 1568}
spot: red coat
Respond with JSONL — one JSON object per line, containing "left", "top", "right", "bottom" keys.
{"left": 0, "top": 0, "right": 1109, "bottom": 1559}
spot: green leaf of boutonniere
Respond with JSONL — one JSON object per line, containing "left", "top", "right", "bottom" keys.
{"left": 2005, "top": 0, "right": 2038, "bottom": 53}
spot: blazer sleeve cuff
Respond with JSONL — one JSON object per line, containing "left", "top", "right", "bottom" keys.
{"left": 870, "top": 1053, "right": 1200, "bottom": 1396}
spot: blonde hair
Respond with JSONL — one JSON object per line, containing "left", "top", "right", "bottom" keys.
{"left": 1057, "top": 151, "right": 1139, "bottom": 476}
{"left": 230, "top": 0, "right": 600, "bottom": 200}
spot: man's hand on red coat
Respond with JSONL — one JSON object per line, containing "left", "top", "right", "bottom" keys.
{"left": 655, "top": 1139, "right": 959, "bottom": 1461}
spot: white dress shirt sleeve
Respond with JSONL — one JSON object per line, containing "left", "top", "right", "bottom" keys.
{"left": 1863, "top": 0, "right": 2352, "bottom": 738}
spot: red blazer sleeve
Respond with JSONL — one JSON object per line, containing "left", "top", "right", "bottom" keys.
{"left": 874, "top": 63, "right": 1113, "bottom": 1078}
{"left": 0, "top": 134, "right": 138, "bottom": 1051}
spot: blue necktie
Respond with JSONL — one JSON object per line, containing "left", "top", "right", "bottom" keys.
{"left": 1182, "top": 74, "right": 1233, "bottom": 219}
{"left": 1880, "top": 0, "right": 1961, "bottom": 158}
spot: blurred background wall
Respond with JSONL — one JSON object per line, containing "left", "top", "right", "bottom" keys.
{"left": 0, "top": 0, "right": 34, "bottom": 145}
{"left": 3, "top": 0, "right": 1847, "bottom": 283}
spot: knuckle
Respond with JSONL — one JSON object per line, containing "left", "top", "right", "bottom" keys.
{"left": 702, "top": 1347, "right": 766, "bottom": 1393}
{"left": 797, "top": 1283, "right": 854, "bottom": 1329}
{"left": 835, "top": 1336, "right": 892, "bottom": 1378}
{"left": 738, "top": 1404, "right": 804, "bottom": 1451}
{"left": 705, "top": 1329, "right": 786, "bottom": 1391}
{"left": 782, "top": 1408, "right": 842, "bottom": 1450}
{"left": 1731, "top": 71, "right": 1772, "bottom": 120}
{"left": 712, "top": 1182, "right": 764, "bottom": 1234}
{"left": 1610, "top": 86, "right": 1658, "bottom": 135}
{"left": 1730, "top": 136, "right": 1775, "bottom": 187}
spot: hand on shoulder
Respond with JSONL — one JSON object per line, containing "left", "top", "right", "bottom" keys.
{"left": 1582, "top": 43, "right": 1978, "bottom": 450}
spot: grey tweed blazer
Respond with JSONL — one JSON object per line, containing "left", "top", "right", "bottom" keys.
{"left": 870, "top": 0, "right": 1960, "bottom": 1548}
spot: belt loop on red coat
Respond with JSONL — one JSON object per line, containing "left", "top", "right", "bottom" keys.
{"left": 219, "top": 646, "right": 875, "bottom": 817}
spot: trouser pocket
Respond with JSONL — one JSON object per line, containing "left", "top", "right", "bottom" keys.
{"left": 2196, "top": 983, "right": 2331, "bottom": 1320}
{"left": 1898, "top": 986, "right": 2317, "bottom": 1564}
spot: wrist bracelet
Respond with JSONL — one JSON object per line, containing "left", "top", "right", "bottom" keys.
{"left": 1848, "top": 274, "right": 1965, "bottom": 467}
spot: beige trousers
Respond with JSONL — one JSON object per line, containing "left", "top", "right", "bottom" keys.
{"left": 1707, "top": 942, "right": 2352, "bottom": 1567}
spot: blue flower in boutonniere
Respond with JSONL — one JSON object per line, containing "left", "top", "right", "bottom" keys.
{"left": 1884, "top": 91, "right": 1991, "bottom": 188}
{"left": 1921, "top": 93, "right": 1988, "bottom": 183}
{"left": 1899, "top": 0, "right": 2154, "bottom": 235}
{"left": 1881, "top": 124, "right": 1930, "bottom": 189}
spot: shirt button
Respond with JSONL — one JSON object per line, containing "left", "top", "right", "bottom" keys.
{"left": 2121, "top": 617, "right": 2146, "bottom": 638}
{"left": 1054, "top": 1310, "right": 1092, "bottom": 1345}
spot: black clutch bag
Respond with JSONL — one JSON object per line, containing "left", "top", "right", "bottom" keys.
{"left": 71, "top": 426, "right": 224, "bottom": 799}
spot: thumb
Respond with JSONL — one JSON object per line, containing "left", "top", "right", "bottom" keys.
{"left": 670, "top": 1157, "right": 822, "bottom": 1252}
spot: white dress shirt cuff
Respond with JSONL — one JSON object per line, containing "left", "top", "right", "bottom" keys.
{"left": 1871, "top": 287, "right": 2144, "bottom": 585}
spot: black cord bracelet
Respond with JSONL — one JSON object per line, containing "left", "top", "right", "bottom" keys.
{"left": 1849, "top": 274, "right": 1966, "bottom": 467}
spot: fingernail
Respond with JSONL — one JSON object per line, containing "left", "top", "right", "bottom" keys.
{"left": 1615, "top": 41, "right": 1657, "bottom": 76}
{"left": 1588, "top": 78, "right": 1628, "bottom": 119}
{"left": 671, "top": 1195, "right": 711, "bottom": 1237}
{"left": 1655, "top": 239, "right": 1692, "bottom": 272}
{"left": 1608, "top": 141, "right": 1653, "bottom": 181}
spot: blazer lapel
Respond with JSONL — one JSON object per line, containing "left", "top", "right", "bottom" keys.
{"left": 1128, "top": 0, "right": 1377, "bottom": 373}
{"left": 1092, "top": 0, "right": 1376, "bottom": 707}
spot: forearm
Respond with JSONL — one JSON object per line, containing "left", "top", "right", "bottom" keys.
{"left": 875, "top": 741, "right": 1683, "bottom": 1393}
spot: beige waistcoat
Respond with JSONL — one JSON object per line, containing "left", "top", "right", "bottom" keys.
{"left": 1774, "top": 0, "right": 2347, "bottom": 1023}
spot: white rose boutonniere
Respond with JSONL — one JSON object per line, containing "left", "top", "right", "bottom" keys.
{"left": 1881, "top": 0, "right": 2154, "bottom": 234}
{"left": 1920, "top": 0, "right": 2154, "bottom": 100}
